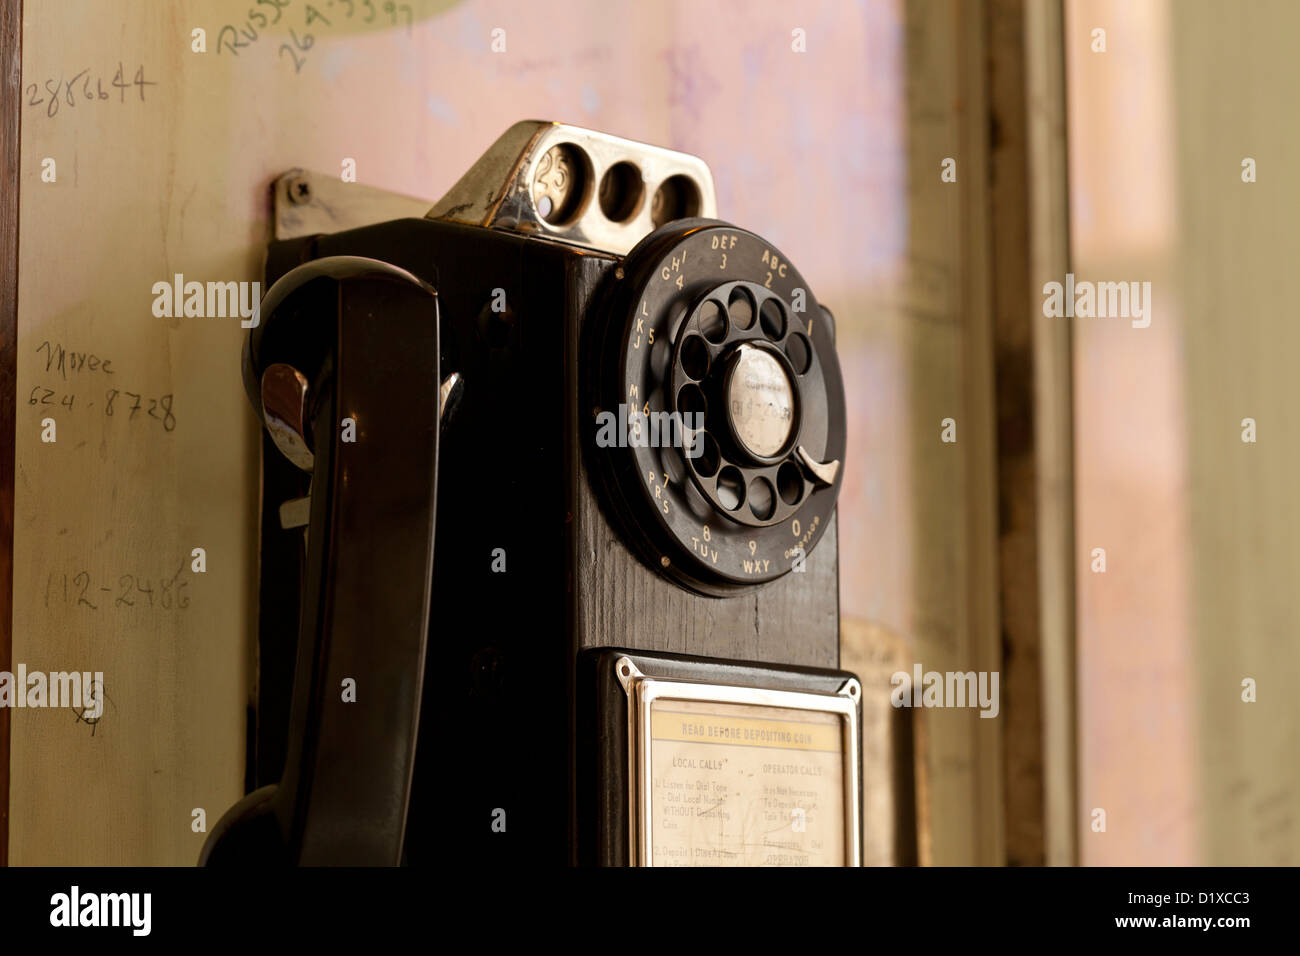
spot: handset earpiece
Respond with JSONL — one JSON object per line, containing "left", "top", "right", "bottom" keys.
{"left": 202, "top": 258, "right": 442, "bottom": 865}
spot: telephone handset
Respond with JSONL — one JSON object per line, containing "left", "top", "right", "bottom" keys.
{"left": 203, "top": 122, "right": 856, "bottom": 866}
{"left": 201, "top": 259, "right": 442, "bottom": 864}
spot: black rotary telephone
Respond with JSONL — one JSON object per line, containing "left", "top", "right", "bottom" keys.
{"left": 202, "top": 122, "right": 855, "bottom": 866}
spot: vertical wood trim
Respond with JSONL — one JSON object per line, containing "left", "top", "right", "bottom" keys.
{"left": 985, "top": 0, "right": 1076, "bottom": 865}
{"left": 0, "top": 0, "right": 23, "bottom": 868}
{"left": 987, "top": 0, "right": 1046, "bottom": 866}
{"left": 1023, "top": 0, "right": 1077, "bottom": 867}
{"left": 958, "top": 0, "right": 1009, "bottom": 866}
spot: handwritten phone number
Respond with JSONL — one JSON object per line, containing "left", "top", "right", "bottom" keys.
{"left": 25, "top": 63, "right": 157, "bottom": 119}
{"left": 29, "top": 386, "right": 176, "bottom": 432}
{"left": 45, "top": 561, "right": 192, "bottom": 612}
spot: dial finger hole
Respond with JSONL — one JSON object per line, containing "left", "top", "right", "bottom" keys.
{"left": 691, "top": 432, "right": 720, "bottom": 478}
{"left": 760, "top": 298, "right": 787, "bottom": 341}
{"left": 748, "top": 476, "right": 775, "bottom": 520}
{"left": 785, "top": 332, "right": 812, "bottom": 374}
{"left": 680, "top": 334, "right": 710, "bottom": 380}
{"left": 716, "top": 466, "right": 746, "bottom": 511}
{"left": 676, "top": 383, "right": 707, "bottom": 418}
{"left": 728, "top": 286, "right": 755, "bottom": 330}
{"left": 698, "top": 300, "right": 728, "bottom": 344}
{"left": 777, "top": 460, "right": 804, "bottom": 505}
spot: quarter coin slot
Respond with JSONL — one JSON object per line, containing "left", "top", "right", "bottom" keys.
{"left": 533, "top": 142, "right": 591, "bottom": 225}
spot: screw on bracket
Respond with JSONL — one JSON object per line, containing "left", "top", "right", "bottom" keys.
{"left": 287, "top": 176, "right": 312, "bottom": 205}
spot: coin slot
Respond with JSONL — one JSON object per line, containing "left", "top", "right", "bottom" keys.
{"left": 777, "top": 460, "right": 804, "bottom": 505}
{"left": 650, "top": 174, "right": 702, "bottom": 227}
{"left": 748, "top": 476, "right": 775, "bottom": 520}
{"left": 698, "top": 300, "right": 729, "bottom": 344}
{"left": 532, "top": 142, "right": 591, "bottom": 225}
{"left": 680, "top": 334, "right": 710, "bottom": 380}
{"left": 598, "top": 161, "right": 645, "bottom": 223}
{"left": 728, "top": 286, "right": 755, "bottom": 329}
{"left": 716, "top": 466, "right": 746, "bottom": 511}
{"left": 785, "top": 332, "right": 812, "bottom": 374}
{"left": 760, "top": 297, "right": 787, "bottom": 341}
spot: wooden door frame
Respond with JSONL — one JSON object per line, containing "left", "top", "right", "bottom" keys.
{"left": 0, "top": 0, "right": 23, "bottom": 868}
{"left": 983, "top": 0, "right": 1078, "bottom": 865}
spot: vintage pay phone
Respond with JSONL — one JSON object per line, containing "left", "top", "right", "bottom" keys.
{"left": 201, "top": 121, "right": 859, "bottom": 866}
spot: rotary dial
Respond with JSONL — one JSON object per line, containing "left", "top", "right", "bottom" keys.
{"left": 591, "top": 220, "right": 846, "bottom": 596}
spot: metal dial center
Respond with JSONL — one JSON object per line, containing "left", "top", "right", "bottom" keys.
{"left": 725, "top": 344, "right": 796, "bottom": 459}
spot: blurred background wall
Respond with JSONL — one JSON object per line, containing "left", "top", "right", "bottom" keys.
{"left": 1067, "top": 0, "right": 1300, "bottom": 866}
